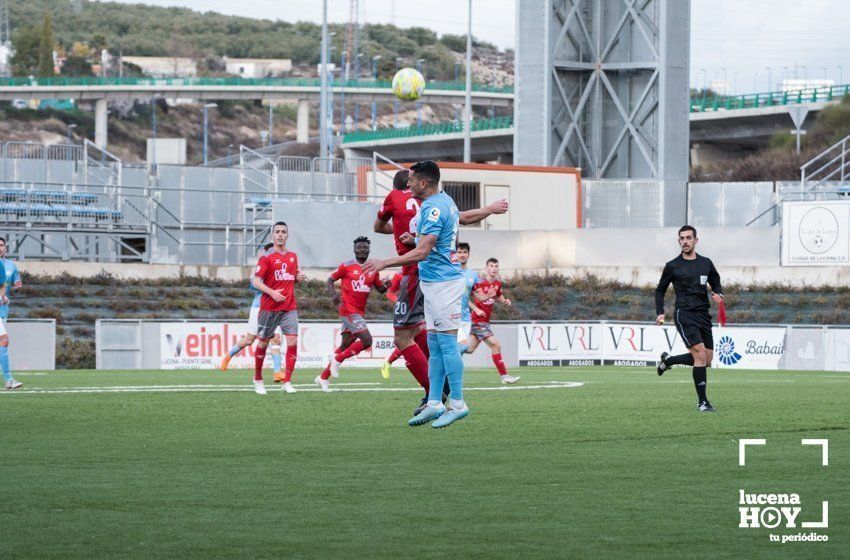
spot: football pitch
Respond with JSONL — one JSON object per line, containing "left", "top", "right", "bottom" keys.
{"left": 1, "top": 366, "right": 847, "bottom": 559}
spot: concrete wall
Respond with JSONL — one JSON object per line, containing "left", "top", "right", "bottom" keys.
{"left": 368, "top": 164, "right": 580, "bottom": 231}
{"left": 21, "top": 225, "right": 850, "bottom": 287}
{"left": 438, "top": 165, "right": 580, "bottom": 230}
{"left": 6, "top": 320, "right": 56, "bottom": 370}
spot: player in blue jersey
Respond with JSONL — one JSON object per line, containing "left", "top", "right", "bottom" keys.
{"left": 365, "top": 161, "right": 508, "bottom": 427}
{"left": 455, "top": 242, "right": 482, "bottom": 354}
{"left": 0, "top": 237, "right": 23, "bottom": 390}
{"left": 219, "top": 243, "right": 278, "bottom": 371}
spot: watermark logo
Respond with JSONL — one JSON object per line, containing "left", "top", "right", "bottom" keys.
{"left": 738, "top": 439, "right": 829, "bottom": 544}
{"left": 717, "top": 335, "right": 742, "bottom": 365}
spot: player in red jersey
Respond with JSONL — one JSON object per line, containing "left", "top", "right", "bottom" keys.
{"left": 373, "top": 169, "right": 433, "bottom": 409}
{"left": 374, "top": 168, "right": 510, "bottom": 413}
{"left": 463, "top": 257, "right": 520, "bottom": 384}
{"left": 251, "top": 221, "right": 306, "bottom": 395}
{"left": 315, "top": 237, "right": 388, "bottom": 391}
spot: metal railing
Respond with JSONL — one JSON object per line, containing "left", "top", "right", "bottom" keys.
{"left": 745, "top": 135, "right": 850, "bottom": 227}
{"left": 343, "top": 115, "right": 514, "bottom": 144}
{"left": 0, "top": 75, "right": 515, "bottom": 94}
{"left": 800, "top": 134, "right": 850, "bottom": 190}
{"left": 690, "top": 83, "right": 850, "bottom": 113}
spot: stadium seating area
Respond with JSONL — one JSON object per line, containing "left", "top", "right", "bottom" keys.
{"left": 0, "top": 187, "right": 123, "bottom": 224}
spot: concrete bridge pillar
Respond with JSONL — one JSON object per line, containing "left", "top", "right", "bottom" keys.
{"left": 94, "top": 99, "right": 108, "bottom": 148}
{"left": 296, "top": 99, "right": 310, "bottom": 143}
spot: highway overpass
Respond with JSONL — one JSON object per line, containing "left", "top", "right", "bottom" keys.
{"left": 0, "top": 76, "right": 513, "bottom": 150}
{"left": 342, "top": 85, "right": 849, "bottom": 164}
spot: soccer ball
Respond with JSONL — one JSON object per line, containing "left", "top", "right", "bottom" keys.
{"left": 392, "top": 67, "right": 426, "bottom": 101}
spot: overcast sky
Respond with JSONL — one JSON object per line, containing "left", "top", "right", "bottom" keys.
{"left": 106, "top": 0, "right": 850, "bottom": 93}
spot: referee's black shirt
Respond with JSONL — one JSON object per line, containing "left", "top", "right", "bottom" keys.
{"left": 655, "top": 254, "right": 723, "bottom": 315}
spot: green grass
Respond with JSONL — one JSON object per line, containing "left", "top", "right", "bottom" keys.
{"left": 1, "top": 367, "right": 848, "bottom": 559}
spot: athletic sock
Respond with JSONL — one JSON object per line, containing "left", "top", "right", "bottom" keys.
{"left": 386, "top": 347, "right": 403, "bottom": 364}
{"left": 492, "top": 352, "right": 508, "bottom": 376}
{"left": 401, "top": 344, "right": 430, "bottom": 393}
{"left": 271, "top": 352, "right": 282, "bottom": 372}
{"left": 693, "top": 366, "right": 708, "bottom": 402}
{"left": 320, "top": 365, "right": 332, "bottom": 381}
{"left": 228, "top": 343, "right": 242, "bottom": 358}
{"left": 666, "top": 353, "right": 695, "bottom": 367}
{"left": 335, "top": 339, "right": 366, "bottom": 363}
{"left": 0, "top": 345, "right": 11, "bottom": 383}
{"left": 284, "top": 345, "right": 297, "bottom": 383}
{"left": 437, "top": 333, "right": 464, "bottom": 403}
{"left": 253, "top": 345, "right": 267, "bottom": 381}
{"left": 414, "top": 329, "right": 430, "bottom": 359}
{"left": 426, "top": 332, "right": 446, "bottom": 405}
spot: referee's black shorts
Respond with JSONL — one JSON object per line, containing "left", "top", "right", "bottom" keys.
{"left": 674, "top": 308, "right": 714, "bottom": 350}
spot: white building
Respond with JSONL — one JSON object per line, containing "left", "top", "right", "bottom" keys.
{"left": 122, "top": 56, "right": 198, "bottom": 78}
{"left": 780, "top": 78, "right": 834, "bottom": 95}
{"left": 224, "top": 57, "right": 292, "bottom": 78}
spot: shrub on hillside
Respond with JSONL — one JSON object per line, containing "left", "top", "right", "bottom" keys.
{"left": 56, "top": 337, "right": 95, "bottom": 369}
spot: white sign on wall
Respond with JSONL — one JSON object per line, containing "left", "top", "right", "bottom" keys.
{"left": 159, "top": 322, "right": 397, "bottom": 370}
{"left": 782, "top": 201, "right": 850, "bottom": 266}
{"left": 518, "top": 323, "right": 787, "bottom": 370}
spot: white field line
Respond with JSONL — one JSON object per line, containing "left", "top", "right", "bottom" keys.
{"left": 1, "top": 381, "right": 584, "bottom": 395}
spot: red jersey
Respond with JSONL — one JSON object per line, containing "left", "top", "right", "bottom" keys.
{"left": 330, "top": 259, "right": 382, "bottom": 317}
{"left": 377, "top": 189, "right": 420, "bottom": 276}
{"left": 386, "top": 272, "right": 403, "bottom": 303}
{"left": 472, "top": 278, "right": 502, "bottom": 323}
{"left": 255, "top": 250, "right": 299, "bottom": 312}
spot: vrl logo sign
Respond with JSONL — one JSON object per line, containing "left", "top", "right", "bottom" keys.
{"left": 738, "top": 439, "right": 829, "bottom": 530}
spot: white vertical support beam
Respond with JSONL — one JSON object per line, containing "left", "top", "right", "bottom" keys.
{"left": 94, "top": 98, "right": 108, "bottom": 149}
{"left": 319, "top": 0, "right": 329, "bottom": 160}
{"left": 463, "top": 0, "right": 473, "bottom": 163}
{"left": 512, "top": 0, "right": 550, "bottom": 165}
{"left": 659, "top": 0, "right": 690, "bottom": 225}
{"left": 297, "top": 99, "right": 310, "bottom": 143}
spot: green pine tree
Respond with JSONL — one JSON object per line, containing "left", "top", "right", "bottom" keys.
{"left": 36, "top": 13, "right": 55, "bottom": 78}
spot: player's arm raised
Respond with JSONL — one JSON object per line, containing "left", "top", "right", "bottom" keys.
{"left": 654, "top": 262, "right": 673, "bottom": 324}
{"left": 459, "top": 199, "right": 509, "bottom": 225}
{"left": 363, "top": 234, "right": 438, "bottom": 274}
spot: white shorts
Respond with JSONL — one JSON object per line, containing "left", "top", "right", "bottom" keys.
{"left": 457, "top": 320, "right": 472, "bottom": 343}
{"left": 247, "top": 305, "right": 260, "bottom": 336}
{"left": 0, "top": 317, "right": 6, "bottom": 337}
{"left": 420, "top": 277, "right": 466, "bottom": 332}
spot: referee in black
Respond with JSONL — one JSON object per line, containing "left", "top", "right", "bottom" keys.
{"left": 654, "top": 225, "right": 724, "bottom": 412}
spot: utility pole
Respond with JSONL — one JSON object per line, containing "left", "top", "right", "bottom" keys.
{"left": 319, "top": 0, "right": 329, "bottom": 160}
{"left": 463, "top": 0, "right": 472, "bottom": 163}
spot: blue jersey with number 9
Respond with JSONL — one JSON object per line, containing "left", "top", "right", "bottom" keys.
{"left": 417, "top": 192, "right": 462, "bottom": 282}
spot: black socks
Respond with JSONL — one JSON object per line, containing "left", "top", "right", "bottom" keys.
{"left": 692, "top": 366, "right": 708, "bottom": 403}
{"left": 665, "top": 353, "right": 695, "bottom": 367}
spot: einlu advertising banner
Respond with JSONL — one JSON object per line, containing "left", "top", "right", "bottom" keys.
{"left": 518, "top": 323, "right": 787, "bottom": 369}
{"left": 159, "top": 321, "right": 398, "bottom": 370}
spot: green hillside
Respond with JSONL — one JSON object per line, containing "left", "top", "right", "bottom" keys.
{"left": 8, "top": 0, "right": 505, "bottom": 80}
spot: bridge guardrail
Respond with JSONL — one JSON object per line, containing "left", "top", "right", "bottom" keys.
{"left": 690, "top": 83, "right": 850, "bottom": 113}
{"left": 0, "top": 76, "right": 515, "bottom": 94}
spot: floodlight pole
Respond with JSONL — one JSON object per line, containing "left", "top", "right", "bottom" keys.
{"left": 319, "top": 0, "right": 329, "bottom": 160}
{"left": 463, "top": 0, "right": 472, "bottom": 163}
